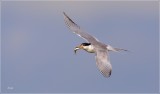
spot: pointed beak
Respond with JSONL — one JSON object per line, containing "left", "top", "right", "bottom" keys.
{"left": 74, "top": 47, "right": 80, "bottom": 54}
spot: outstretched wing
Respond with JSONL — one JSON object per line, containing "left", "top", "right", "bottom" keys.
{"left": 63, "top": 12, "right": 99, "bottom": 44}
{"left": 95, "top": 50, "right": 112, "bottom": 77}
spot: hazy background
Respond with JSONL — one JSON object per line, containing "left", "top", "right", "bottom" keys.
{"left": 1, "top": 1, "right": 159, "bottom": 93}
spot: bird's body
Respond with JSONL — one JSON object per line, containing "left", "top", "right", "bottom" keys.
{"left": 63, "top": 12, "right": 127, "bottom": 78}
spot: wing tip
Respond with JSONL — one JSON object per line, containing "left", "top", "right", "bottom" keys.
{"left": 63, "top": 12, "right": 68, "bottom": 19}
{"left": 63, "top": 12, "right": 80, "bottom": 29}
{"left": 102, "top": 70, "right": 112, "bottom": 78}
{"left": 100, "top": 68, "right": 112, "bottom": 78}
{"left": 63, "top": 12, "right": 66, "bottom": 16}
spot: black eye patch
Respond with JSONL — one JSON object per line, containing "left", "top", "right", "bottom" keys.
{"left": 82, "top": 43, "right": 91, "bottom": 46}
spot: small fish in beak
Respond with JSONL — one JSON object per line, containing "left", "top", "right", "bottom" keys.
{"left": 74, "top": 47, "right": 80, "bottom": 54}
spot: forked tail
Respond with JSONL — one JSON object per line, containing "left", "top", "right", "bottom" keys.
{"left": 107, "top": 45, "right": 128, "bottom": 52}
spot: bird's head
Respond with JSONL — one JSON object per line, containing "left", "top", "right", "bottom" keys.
{"left": 74, "top": 43, "right": 91, "bottom": 54}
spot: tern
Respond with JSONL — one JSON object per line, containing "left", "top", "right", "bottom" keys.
{"left": 63, "top": 12, "right": 127, "bottom": 78}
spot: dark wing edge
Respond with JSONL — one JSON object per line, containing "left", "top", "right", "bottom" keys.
{"left": 95, "top": 50, "right": 112, "bottom": 78}
{"left": 63, "top": 12, "right": 99, "bottom": 43}
{"left": 63, "top": 12, "right": 80, "bottom": 30}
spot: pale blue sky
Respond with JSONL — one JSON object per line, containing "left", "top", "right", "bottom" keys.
{"left": 1, "top": 1, "right": 159, "bottom": 93}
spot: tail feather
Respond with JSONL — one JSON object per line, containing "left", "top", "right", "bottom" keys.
{"left": 107, "top": 45, "right": 128, "bottom": 52}
{"left": 114, "top": 48, "right": 128, "bottom": 52}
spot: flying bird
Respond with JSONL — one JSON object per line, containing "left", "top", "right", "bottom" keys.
{"left": 63, "top": 12, "right": 127, "bottom": 78}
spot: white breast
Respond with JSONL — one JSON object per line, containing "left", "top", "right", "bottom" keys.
{"left": 83, "top": 45, "right": 95, "bottom": 53}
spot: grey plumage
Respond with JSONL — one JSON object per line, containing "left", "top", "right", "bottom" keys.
{"left": 63, "top": 12, "right": 127, "bottom": 77}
